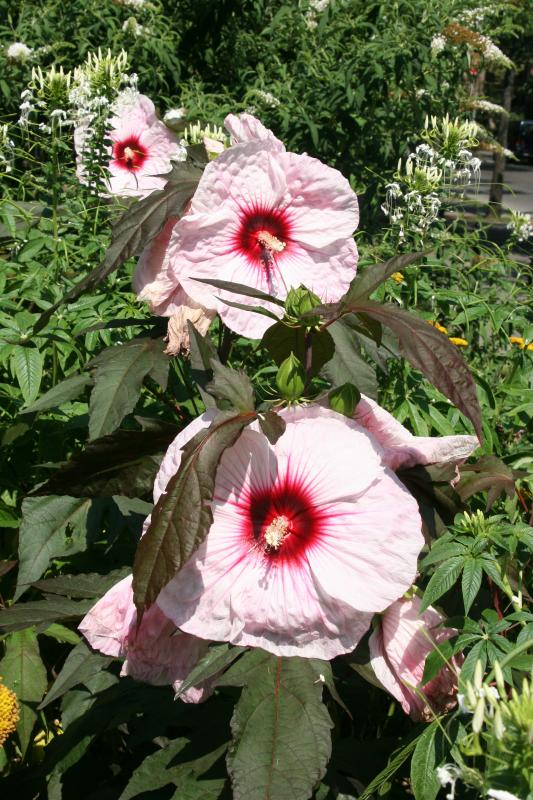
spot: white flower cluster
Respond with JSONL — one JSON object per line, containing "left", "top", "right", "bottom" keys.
{"left": 114, "top": 0, "right": 147, "bottom": 8}
{"left": 479, "top": 34, "right": 513, "bottom": 69}
{"left": 255, "top": 89, "right": 280, "bottom": 108}
{"left": 122, "top": 17, "right": 146, "bottom": 37}
{"left": 6, "top": 42, "right": 33, "bottom": 63}
{"left": 305, "top": 0, "right": 330, "bottom": 29}
{"left": 470, "top": 98, "right": 507, "bottom": 116}
{"left": 383, "top": 118, "right": 482, "bottom": 241}
{"left": 164, "top": 107, "right": 187, "bottom": 127}
{"left": 507, "top": 212, "right": 533, "bottom": 243}
{"left": 459, "top": 5, "right": 490, "bottom": 31}
{"left": 0, "top": 124, "right": 15, "bottom": 173}
{"left": 431, "top": 34, "right": 446, "bottom": 55}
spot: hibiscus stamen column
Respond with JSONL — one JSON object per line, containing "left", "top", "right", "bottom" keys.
{"left": 263, "top": 514, "right": 291, "bottom": 551}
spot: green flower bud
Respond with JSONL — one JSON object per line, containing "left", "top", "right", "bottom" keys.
{"left": 276, "top": 353, "right": 306, "bottom": 401}
{"left": 285, "top": 285, "right": 321, "bottom": 323}
{"left": 328, "top": 383, "right": 361, "bottom": 417}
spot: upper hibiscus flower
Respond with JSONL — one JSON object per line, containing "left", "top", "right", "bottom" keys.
{"left": 135, "top": 113, "right": 359, "bottom": 339}
{"left": 156, "top": 405, "right": 423, "bottom": 660}
{"left": 369, "top": 595, "right": 462, "bottom": 720}
{"left": 106, "top": 92, "right": 185, "bottom": 197}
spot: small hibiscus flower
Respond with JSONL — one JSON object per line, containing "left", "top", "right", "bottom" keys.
{"left": 135, "top": 113, "right": 359, "bottom": 338}
{"left": 156, "top": 405, "right": 424, "bottom": 659}
{"left": 107, "top": 93, "right": 185, "bottom": 197}
{"left": 369, "top": 595, "right": 462, "bottom": 720}
{"left": 79, "top": 574, "right": 213, "bottom": 703}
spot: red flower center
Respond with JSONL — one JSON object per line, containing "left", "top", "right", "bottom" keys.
{"left": 242, "top": 476, "right": 325, "bottom": 564}
{"left": 113, "top": 136, "right": 147, "bottom": 172}
{"left": 235, "top": 207, "right": 292, "bottom": 272}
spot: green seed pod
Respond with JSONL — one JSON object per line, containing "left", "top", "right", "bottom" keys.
{"left": 276, "top": 353, "right": 306, "bottom": 401}
{"left": 328, "top": 383, "right": 361, "bottom": 418}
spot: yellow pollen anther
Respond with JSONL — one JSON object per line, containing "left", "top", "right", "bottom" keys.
{"left": 264, "top": 515, "right": 290, "bottom": 550}
{"left": 257, "top": 230, "right": 286, "bottom": 253}
{"left": 123, "top": 146, "right": 136, "bottom": 162}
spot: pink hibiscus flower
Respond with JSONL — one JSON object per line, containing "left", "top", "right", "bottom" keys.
{"left": 79, "top": 574, "right": 213, "bottom": 703}
{"left": 107, "top": 93, "right": 185, "bottom": 197}
{"left": 135, "top": 113, "right": 359, "bottom": 338}
{"left": 156, "top": 405, "right": 424, "bottom": 659}
{"left": 354, "top": 394, "right": 478, "bottom": 471}
{"left": 369, "top": 595, "right": 462, "bottom": 720}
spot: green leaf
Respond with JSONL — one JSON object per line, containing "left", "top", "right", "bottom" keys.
{"left": 457, "top": 455, "right": 517, "bottom": 510}
{"left": 410, "top": 722, "right": 445, "bottom": 800}
{"left": 257, "top": 410, "right": 286, "bottom": 444}
{"left": 33, "top": 427, "right": 177, "bottom": 498}
{"left": 421, "top": 540, "right": 468, "bottom": 567}
{"left": 421, "top": 557, "right": 464, "bottom": 612}
{"left": 177, "top": 643, "right": 246, "bottom": 699}
{"left": 191, "top": 277, "right": 284, "bottom": 306}
{"left": 89, "top": 337, "right": 169, "bottom": 439}
{"left": 343, "top": 252, "right": 423, "bottom": 304}
{"left": 133, "top": 410, "right": 256, "bottom": 616}
{"left": 321, "top": 317, "right": 378, "bottom": 398}
{"left": 461, "top": 558, "right": 483, "bottom": 614}
{"left": 15, "top": 496, "right": 92, "bottom": 600}
{"left": 220, "top": 650, "right": 333, "bottom": 800}
{"left": 0, "top": 628, "right": 47, "bottom": 756}
{"left": 0, "top": 597, "right": 94, "bottom": 634}
{"left": 34, "top": 160, "right": 203, "bottom": 334}
{"left": 11, "top": 345, "right": 44, "bottom": 404}
{"left": 32, "top": 569, "right": 129, "bottom": 599}
{"left": 120, "top": 738, "right": 227, "bottom": 800}
{"left": 352, "top": 303, "right": 482, "bottom": 441}
{"left": 398, "top": 464, "right": 464, "bottom": 539}
{"left": 39, "top": 641, "right": 112, "bottom": 709}
{"left": 41, "top": 623, "right": 81, "bottom": 645}
{"left": 262, "top": 322, "right": 335, "bottom": 378}
{"left": 421, "top": 638, "right": 455, "bottom": 686}
{"left": 20, "top": 373, "right": 92, "bottom": 414}
{"left": 207, "top": 360, "right": 256, "bottom": 412}
{"left": 357, "top": 734, "right": 420, "bottom": 800}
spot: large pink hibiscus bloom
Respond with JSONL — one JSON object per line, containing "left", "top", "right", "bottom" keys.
{"left": 369, "top": 595, "right": 462, "bottom": 720}
{"left": 156, "top": 405, "right": 423, "bottom": 659}
{"left": 137, "top": 113, "right": 359, "bottom": 339}
{"left": 106, "top": 93, "right": 185, "bottom": 197}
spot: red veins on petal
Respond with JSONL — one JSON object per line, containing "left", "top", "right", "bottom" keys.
{"left": 234, "top": 205, "right": 293, "bottom": 270}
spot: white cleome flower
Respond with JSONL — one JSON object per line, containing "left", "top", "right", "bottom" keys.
{"left": 487, "top": 791, "right": 522, "bottom": 800}
{"left": 6, "top": 42, "right": 33, "bottom": 63}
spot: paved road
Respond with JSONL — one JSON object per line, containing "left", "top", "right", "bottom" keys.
{"left": 467, "top": 154, "right": 533, "bottom": 215}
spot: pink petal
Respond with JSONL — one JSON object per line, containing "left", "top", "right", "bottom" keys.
{"left": 153, "top": 411, "right": 214, "bottom": 503}
{"left": 79, "top": 575, "right": 213, "bottom": 702}
{"left": 224, "top": 112, "right": 285, "bottom": 150}
{"left": 355, "top": 395, "right": 479, "bottom": 470}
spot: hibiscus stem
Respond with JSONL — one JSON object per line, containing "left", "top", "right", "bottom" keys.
{"left": 304, "top": 330, "right": 314, "bottom": 392}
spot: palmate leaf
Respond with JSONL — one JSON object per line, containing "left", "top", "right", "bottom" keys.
{"left": 11, "top": 345, "right": 44, "bottom": 404}
{"left": 420, "top": 556, "right": 465, "bottom": 612}
{"left": 410, "top": 721, "right": 447, "bottom": 800}
{"left": 0, "top": 628, "right": 47, "bottom": 756}
{"left": 34, "top": 160, "right": 204, "bottom": 334}
{"left": 132, "top": 410, "right": 257, "bottom": 617}
{"left": 219, "top": 649, "right": 333, "bottom": 800}
{"left": 257, "top": 409, "right": 286, "bottom": 445}
{"left": 20, "top": 372, "right": 92, "bottom": 414}
{"left": 207, "top": 360, "right": 256, "bottom": 412}
{"left": 461, "top": 557, "right": 483, "bottom": 615}
{"left": 88, "top": 336, "right": 169, "bottom": 440}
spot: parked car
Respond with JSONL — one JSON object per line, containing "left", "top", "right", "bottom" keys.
{"left": 508, "top": 119, "right": 533, "bottom": 162}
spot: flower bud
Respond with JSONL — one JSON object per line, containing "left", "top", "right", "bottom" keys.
{"left": 284, "top": 285, "right": 321, "bottom": 323}
{"left": 329, "top": 383, "right": 361, "bottom": 418}
{"left": 276, "top": 353, "right": 306, "bottom": 401}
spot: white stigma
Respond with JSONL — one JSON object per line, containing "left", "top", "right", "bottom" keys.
{"left": 257, "top": 230, "right": 286, "bottom": 253}
{"left": 263, "top": 515, "right": 290, "bottom": 550}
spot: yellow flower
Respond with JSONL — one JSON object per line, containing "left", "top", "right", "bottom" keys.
{"left": 449, "top": 337, "right": 468, "bottom": 347}
{"left": 428, "top": 320, "right": 449, "bottom": 335}
{"left": 527, "top": 343, "right": 533, "bottom": 351}
{"left": 0, "top": 680, "right": 19, "bottom": 747}
{"left": 391, "top": 272, "right": 404, "bottom": 283}
{"left": 509, "top": 336, "right": 526, "bottom": 349}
